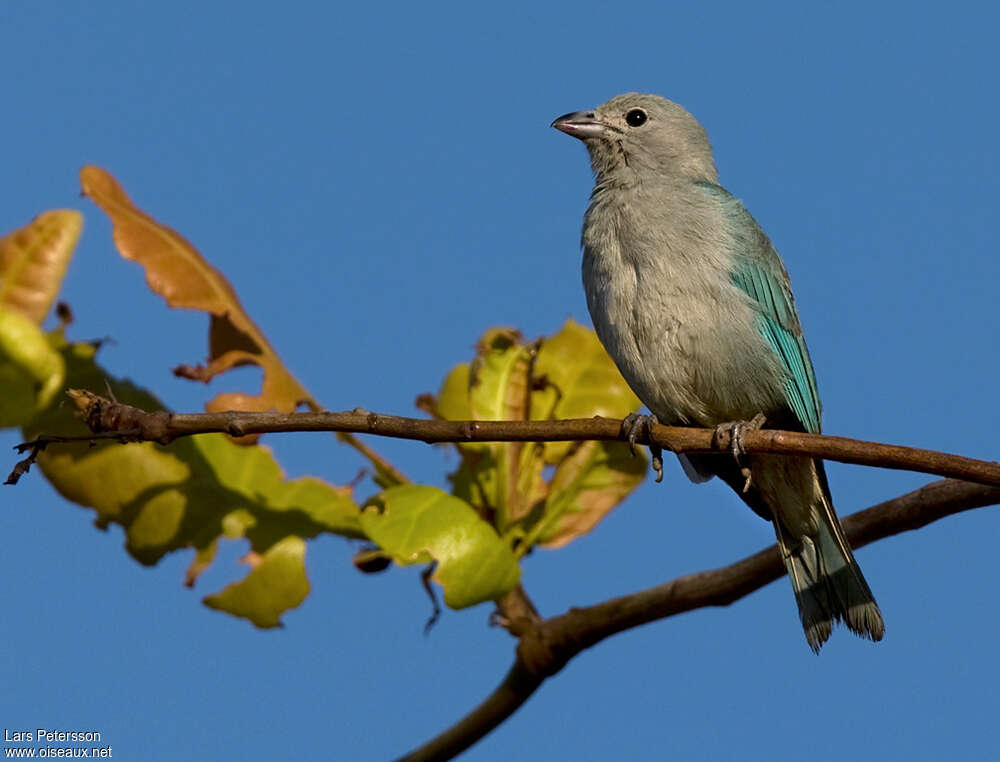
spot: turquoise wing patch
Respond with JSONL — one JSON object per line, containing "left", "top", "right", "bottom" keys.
{"left": 731, "top": 262, "right": 822, "bottom": 434}
{"left": 695, "top": 181, "right": 822, "bottom": 434}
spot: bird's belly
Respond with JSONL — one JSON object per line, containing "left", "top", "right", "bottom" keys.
{"left": 588, "top": 276, "right": 785, "bottom": 428}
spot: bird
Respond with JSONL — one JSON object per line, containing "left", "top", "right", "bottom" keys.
{"left": 552, "top": 93, "right": 884, "bottom": 651}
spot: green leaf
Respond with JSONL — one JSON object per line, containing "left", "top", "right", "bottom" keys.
{"left": 436, "top": 362, "right": 473, "bottom": 422}
{"left": 435, "top": 329, "right": 547, "bottom": 530}
{"left": 431, "top": 320, "right": 648, "bottom": 553}
{"left": 532, "top": 318, "right": 641, "bottom": 462}
{"left": 467, "top": 328, "right": 532, "bottom": 422}
{"left": 202, "top": 537, "right": 310, "bottom": 628}
{"left": 361, "top": 485, "right": 520, "bottom": 609}
{"left": 0, "top": 308, "right": 65, "bottom": 426}
{"left": 464, "top": 328, "right": 548, "bottom": 529}
{"left": 195, "top": 435, "right": 363, "bottom": 549}
{"left": 20, "top": 340, "right": 363, "bottom": 626}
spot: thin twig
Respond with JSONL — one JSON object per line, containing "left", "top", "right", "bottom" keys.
{"left": 303, "top": 396, "right": 411, "bottom": 486}
{"left": 396, "top": 662, "right": 543, "bottom": 762}
{"left": 335, "top": 431, "right": 411, "bottom": 486}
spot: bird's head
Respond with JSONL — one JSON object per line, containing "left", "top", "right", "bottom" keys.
{"left": 552, "top": 93, "right": 717, "bottom": 183}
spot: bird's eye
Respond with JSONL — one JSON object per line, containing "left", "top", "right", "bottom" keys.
{"left": 625, "top": 109, "right": 647, "bottom": 127}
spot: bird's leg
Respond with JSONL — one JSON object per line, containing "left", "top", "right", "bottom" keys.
{"left": 712, "top": 413, "right": 766, "bottom": 493}
{"left": 621, "top": 413, "right": 663, "bottom": 483}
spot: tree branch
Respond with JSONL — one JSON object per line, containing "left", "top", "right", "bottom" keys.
{"left": 397, "top": 662, "right": 544, "bottom": 762}
{"left": 398, "top": 479, "right": 1000, "bottom": 761}
{"left": 15, "top": 391, "right": 1000, "bottom": 760}
{"left": 9, "top": 390, "right": 999, "bottom": 489}
{"left": 13, "top": 392, "right": 1000, "bottom": 759}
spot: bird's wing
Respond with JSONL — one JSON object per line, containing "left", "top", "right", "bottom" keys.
{"left": 697, "top": 182, "right": 822, "bottom": 434}
{"left": 731, "top": 259, "right": 821, "bottom": 433}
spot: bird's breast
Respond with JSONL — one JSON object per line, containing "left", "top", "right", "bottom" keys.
{"left": 581, "top": 192, "right": 786, "bottom": 426}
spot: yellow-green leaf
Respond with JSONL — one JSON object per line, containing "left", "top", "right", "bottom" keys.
{"left": 441, "top": 329, "right": 547, "bottom": 529}
{"left": 432, "top": 321, "right": 647, "bottom": 553}
{"left": 0, "top": 308, "right": 65, "bottom": 426}
{"left": 361, "top": 485, "right": 520, "bottom": 609}
{"left": 203, "top": 537, "right": 310, "bottom": 628}
{"left": 467, "top": 328, "right": 532, "bottom": 422}
{"left": 0, "top": 210, "right": 82, "bottom": 323}
{"left": 436, "top": 362, "right": 473, "bottom": 422}
{"left": 532, "top": 318, "right": 641, "bottom": 462}
{"left": 20, "top": 340, "right": 362, "bottom": 624}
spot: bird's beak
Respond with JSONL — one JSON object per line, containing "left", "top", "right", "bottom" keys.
{"left": 551, "top": 110, "right": 604, "bottom": 140}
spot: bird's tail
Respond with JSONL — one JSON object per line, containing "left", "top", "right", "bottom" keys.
{"left": 772, "top": 490, "right": 885, "bottom": 652}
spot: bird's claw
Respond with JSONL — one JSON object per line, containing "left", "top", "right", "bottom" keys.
{"left": 622, "top": 413, "right": 646, "bottom": 455}
{"left": 713, "top": 413, "right": 766, "bottom": 492}
{"left": 621, "top": 413, "right": 664, "bottom": 483}
{"left": 739, "top": 465, "right": 753, "bottom": 493}
{"left": 651, "top": 450, "right": 664, "bottom": 483}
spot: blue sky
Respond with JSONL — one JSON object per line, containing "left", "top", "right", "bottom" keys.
{"left": 2, "top": 2, "right": 998, "bottom": 760}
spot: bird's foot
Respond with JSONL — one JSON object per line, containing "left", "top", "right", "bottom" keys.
{"left": 621, "top": 413, "right": 663, "bottom": 483}
{"left": 712, "top": 413, "right": 766, "bottom": 493}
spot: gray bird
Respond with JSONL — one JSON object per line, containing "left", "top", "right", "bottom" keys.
{"left": 552, "top": 93, "right": 884, "bottom": 651}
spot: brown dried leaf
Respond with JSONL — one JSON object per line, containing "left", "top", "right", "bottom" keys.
{"left": 537, "top": 440, "right": 647, "bottom": 548}
{"left": 79, "top": 166, "right": 311, "bottom": 415}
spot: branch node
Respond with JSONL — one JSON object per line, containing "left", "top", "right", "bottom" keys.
{"left": 5, "top": 441, "right": 46, "bottom": 485}
{"left": 515, "top": 622, "right": 578, "bottom": 679}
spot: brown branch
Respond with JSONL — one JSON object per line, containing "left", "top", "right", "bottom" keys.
{"left": 398, "top": 479, "right": 1000, "bottom": 761}
{"left": 397, "top": 662, "right": 543, "bottom": 762}
{"left": 14, "top": 391, "right": 1000, "bottom": 759}
{"left": 10, "top": 390, "right": 999, "bottom": 489}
